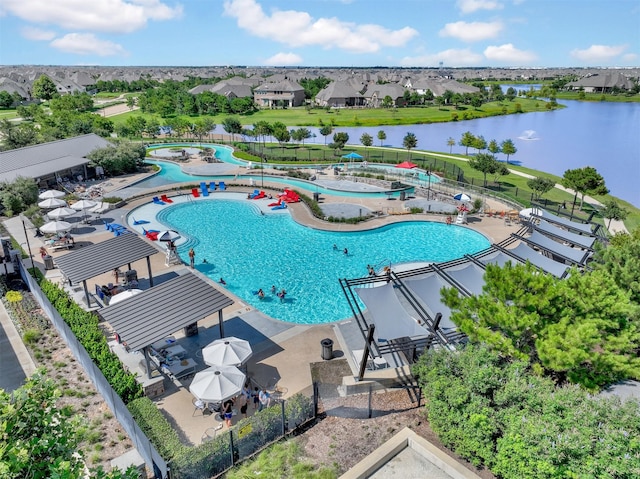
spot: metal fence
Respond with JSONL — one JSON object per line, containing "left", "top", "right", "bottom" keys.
{"left": 168, "top": 394, "right": 316, "bottom": 479}
{"left": 18, "top": 262, "right": 168, "bottom": 478}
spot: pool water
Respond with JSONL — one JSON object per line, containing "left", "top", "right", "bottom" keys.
{"left": 158, "top": 200, "right": 490, "bottom": 324}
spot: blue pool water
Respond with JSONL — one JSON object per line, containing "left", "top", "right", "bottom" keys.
{"left": 157, "top": 200, "right": 490, "bottom": 324}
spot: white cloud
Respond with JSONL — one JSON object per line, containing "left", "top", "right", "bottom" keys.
{"left": 570, "top": 44, "right": 628, "bottom": 62}
{"left": 439, "top": 21, "right": 503, "bottom": 42}
{"left": 484, "top": 43, "right": 536, "bottom": 63}
{"left": 2, "top": 0, "right": 183, "bottom": 34}
{"left": 21, "top": 26, "right": 56, "bottom": 41}
{"left": 456, "top": 0, "right": 503, "bottom": 14}
{"left": 223, "top": 0, "right": 418, "bottom": 54}
{"left": 262, "top": 52, "right": 303, "bottom": 66}
{"left": 50, "top": 33, "right": 126, "bottom": 56}
{"left": 622, "top": 53, "right": 638, "bottom": 63}
{"left": 400, "top": 49, "right": 484, "bottom": 67}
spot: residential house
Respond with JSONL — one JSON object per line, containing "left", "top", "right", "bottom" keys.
{"left": 566, "top": 72, "right": 635, "bottom": 93}
{"left": 253, "top": 79, "right": 305, "bottom": 108}
{"left": 314, "top": 80, "right": 365, "bottom": 107}
{"left": 363, "top": 83, "right": 407, "bottom": 107}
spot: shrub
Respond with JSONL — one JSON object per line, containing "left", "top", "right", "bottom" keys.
{"left": 128, "top": 397, "right": 186, "bottom": 460}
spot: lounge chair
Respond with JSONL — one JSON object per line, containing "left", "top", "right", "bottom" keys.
{"left": 209, "top": 181, "right": 216, "bottom": 191}
{"left": 152, "top": 196, "right": 165, "bottom": 205}
{"left": 200, "top": 182, "right": 209, "bottom": 197}
{"left": 218, "top": 181, "right": 226, "bottom": 191}
{"left": 133, "top": 217, "right": 150, "bottom": 225}
{"left": 249, "top": 189, "right": 260, "bottom": 199}
{"left": 191, "top": 188, "right": 200, "bottom": 197}
{"left": 160, "top": 194, "right": 173, "bottom": 203}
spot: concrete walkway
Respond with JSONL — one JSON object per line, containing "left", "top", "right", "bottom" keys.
{"left": 0, "top": 300, "right": 36, "bottom": 392}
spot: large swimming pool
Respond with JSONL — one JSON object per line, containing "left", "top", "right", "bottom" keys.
{"left": 156, "top": 199, "right": 490, "bottom": 324}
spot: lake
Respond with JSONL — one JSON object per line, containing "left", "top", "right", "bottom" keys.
{"left": 292, "top": 94, "right": 640, "bottom": 207}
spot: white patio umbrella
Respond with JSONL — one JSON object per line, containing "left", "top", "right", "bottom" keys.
{"left": 71, "top": 199, "right": 97, "bottom": 223}
{"left": 38, "top": 189, "right": 66, "bottom": 200}
{"left": 109, "top": 289, "right": 143, "bottom": 305}
{"left": 157, "top": 230, "right": 181, "bottom": 242}
{"left": 190, "top": 366, "right": 246, "bottom": 403}
{"left": 47, "top": 207, "right": 76, "bottom": 220}
{"left": 38, "top": 198, "right": 67, "bottom": 209}
{"left": 40, "top": 220, "right": 73, "bottom": 234}
{"left": 202, "top": 337, "right": 253, "bottom": 368}
{"left": 453, "top": 193, "right": 471, "bottom": 202}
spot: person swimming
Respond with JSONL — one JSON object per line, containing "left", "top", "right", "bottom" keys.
{"left": 257, "top": 288, "right": 265, "bottom": 299}
{"left": 219, "top": 277, "right": 226, "bottom": 285}
{"left": 202, "top": 258, "right": 208, "bottom": 263}
{"left": 343, "top": 248, "right": 348, "bottom": 255}
{"left": 333, "top": 244, "right": 338, "bottom": 250}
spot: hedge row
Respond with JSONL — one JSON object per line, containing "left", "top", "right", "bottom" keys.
{"left": 38, "top": 279, "right": 143, "bottom": 404}
{"left": 413, "top": 344, "right": 640, "bottom": 478}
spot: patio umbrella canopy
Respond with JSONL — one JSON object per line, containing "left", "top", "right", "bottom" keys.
{"left": 109, "top": 289, "right": 143, "bottom": 305}
{"left": 202, "top": 337, "right": 253, "bottom": 367}
{"left": 40, "top": 220, "right": 73, "bottom": 234}
{"left": 47, "top": 207, "right": 76, "bottom": 220}
{"left": 342, "top": 152, "right": 363, "bottom": 160}
{"left": 190, "top": 366, "right": 246, "bottom": 403}
{"left": 71, "top": 199, "right": 97, "bottom": 211}
{"left": 38, "top": 198, "right": 67, "bottom": 209}
{"left": 157, "top": 230, "right": 181, "bottom": 242}
{"left": 38, "top": 189, "right": 66, "bottom": 200}
{"left": 453, "top": 193, "right": 472, "bottom": 202}
{"left": 395, "top": 161, "right": 418, "bottom": 169}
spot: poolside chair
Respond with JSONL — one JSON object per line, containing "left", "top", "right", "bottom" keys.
{"left": 133, "top": 217, "right": 150, "bottom": 225}
{"left": 160, "top": 194, "right": 173, "bottom": 203}
{"left": 249, "top": 189, "right": 260, "bottom": 199}
{"left": 200, "top": 182, "right": 209, "bottom": 197}
{"left": 152, "top": 196, "right": 166, "bottom": 205}
{"left": 218, "top": 181, "right": 226, "bottom": 191}
{"left": 209, "top": 181, "right": 216, "bottom": 191}
{"left": 191, "top": 188, "right": 200, "bottom": 197}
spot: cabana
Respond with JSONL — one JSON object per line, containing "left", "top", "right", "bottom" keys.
{"left": 513, "top": 230, "right": 592, "bottom": 266}
{"left": 531, "top": 209, "right": 598, "bottom": 236}
{"left": 533, "top": 220, "right": 596, "bottom": 250}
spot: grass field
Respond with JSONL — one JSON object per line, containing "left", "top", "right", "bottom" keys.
{"left": 108, "top": 98, "right": 555, "bottom": 128}
{"left": 0, "top": 109, "right": 18, "bottom": 120}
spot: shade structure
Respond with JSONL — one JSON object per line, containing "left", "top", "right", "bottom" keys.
{"left": 109, "top": 289, "right": 143, "bottom": 305}
{"left": 519, "top": 207, "right": 542, "bottom": 218}
{"left": 202, "top": 337, "right": 253, "bottom": 367}
{"left": 38, "top": 198, "right": 67, "bottom": 209}
{"left": 190, "top": 366, "right": 246, "bottom": 403}
{"left": 453, "top": 193, "right": 471, "bottom": 202}
{"left": 47, "top": 207, "right": 76, "bottom": 219}
{"left": 395, "top": 161, "right": 418, "bottom": 169}
{"left": 157, "top": 230, "right": 181, "bottom": 242}
{"left": 342, "top": 152, "right": 363, "bottom": 160}
{"left": 40, "top": 220, "right": 73, "bottom": 234}
{"left": 39, "top": 189, "right": 66, "bottom": 200}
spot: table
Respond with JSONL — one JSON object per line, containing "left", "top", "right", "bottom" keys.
{"left": 165, "top": 344, "right": 186, "bottom": 360}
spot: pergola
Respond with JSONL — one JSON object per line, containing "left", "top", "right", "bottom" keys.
{"left": 99, "top": 273, "right": 234, "bottom": 378}
{"left": 54, "top": 233, "right": 159, "bottom": 307}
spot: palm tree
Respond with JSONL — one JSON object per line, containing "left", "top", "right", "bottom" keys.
{"left": 402, "top": 132, "right": 418, "bottom": 160}
{"left": 447, "top": 137, "right": 455, "bottom": 153}
{"left": 377, "top": 130, "right": 386, "bottom": 147}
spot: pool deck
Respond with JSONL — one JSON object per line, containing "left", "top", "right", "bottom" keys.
{"left": 4, "top": 154, "right": 520, "bottom": 448}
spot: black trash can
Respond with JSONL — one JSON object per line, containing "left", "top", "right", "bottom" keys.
{"left": 43, "top": 255, "right": 54, "bottom": 270}
{"left": 321, "top": 338, "right": 333, "bottom": 360}
{"left": 313, "top": 192, "right": 320, "bottom": 202}
{"left": 399, "top": 191, "right": 406, "bottom": 201}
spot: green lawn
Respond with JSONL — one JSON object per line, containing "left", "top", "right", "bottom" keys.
{"left": 0, "top": 109, "right": 18, "bottom": 120}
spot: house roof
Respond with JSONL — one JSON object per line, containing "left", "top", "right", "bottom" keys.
{"left": 54, "top": 233, "right": 160, "bottom": 284}
{"left": 254, "top": 79, "right": 304, "bottom": 93}
{"left": 315, "top": 80, "right": 363, "bottom": 101}
{"left": 99, "top": 273, "right": 234, "bottom": 351}
{"left": 0, "top": 134, "right": 111, "bottom": 183}
{"left": 567, "top": 72, "right": 633, "bottom": 89}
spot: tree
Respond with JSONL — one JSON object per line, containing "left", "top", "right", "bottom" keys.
{"left": 253, "top": 120, "right": 272, "bottom": 146}
{"left": 125, "top": 115, "right": 146, "bottom": 142}
{"left": 487, "top": 139, "right": 501, "bottom": 157}
{"left": 402, "top": 132, "right": 418, "bottom": 159}
{"left": 468, "top": 153, "right": 499, "bottom": 187}
{"left": 377, "top": 129, "right": 386, "bottom": 147}
{"left": 600, "top": 199, "right": 629, "bottom": 229}
{"left": 0, "top": 176, "right": 39, "bottom": 214}
{"left": 591, "top": 227, "right": 640, "bottom": 304}
{"left": 0, "top": 119, "right": 39, "bottom": 151}
{"left": 505, "top": 86, "right": 517, "bottom": 101}
{"left": 32, "top": 74, "right": 58, "bottom": 100}
{"left": 87, "top": 142, "right": 143, "bottom": 176}
{"left": 0, "top": 371, "right": 137, "bottom": 479}
{"left": 500, "top": 139, "right": 517, "bottom": 164}
{"left": 381, "top": 95, "right": 394, "bottom": 108}
{"left": 459, "top": 131, "right": 476, "bottom": 155}
{"left": 0, "top": 90, "right": 14, "bottom": 108}
{"left": 221, "top": 117, "right": 243, "bottom": 142}
{"left": 319, "top": 124, "right": 333, "bottom": 145}
{"left": 271, "top": 122, "right": 290, "bottom": 151}
{"left": 492, "top": 162, "right": 510, "bottom": 187}
{"left": 562, "top": 166, "right": 609, "bottom": 211}
{"left": 527, "top": 177, "right": 555, "bottom": 200}
{"left": 472, "top": 135, "right": 487, "bottom": 153}
{"left": 447, "top": 137, "right": 455, "bottom": 153}
{"left": 441, "top": 263, "right": 640, "bottom": 389}
{"left": 332, "top": 132, "right": 349, "bottom": 152}
{"left": 126, "top": 96, "right": 136, "bottom": 110}
{"left": 360, "top": 132, "right": 373, "bottom": 158}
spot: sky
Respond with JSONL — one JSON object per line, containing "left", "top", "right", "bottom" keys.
{"left": 0, "top": 0, "right": 638, "bottom": 68}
